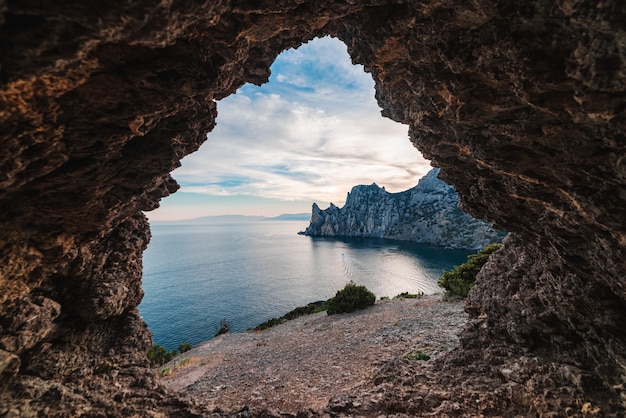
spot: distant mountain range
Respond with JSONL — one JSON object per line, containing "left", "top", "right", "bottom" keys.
{"left": 151, "top": 213, "right": 311, "bottom": 224}
{"left": 299, "top": 169, "right": 506, "bottom": 249}
{"left": 267, "top": 213, "right": 312, "bottom": 221}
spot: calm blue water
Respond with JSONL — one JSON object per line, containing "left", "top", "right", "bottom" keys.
{"left": 139, "top": 220, "right": 472, "bottom": 350}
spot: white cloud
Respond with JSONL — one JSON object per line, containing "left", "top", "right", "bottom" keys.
{"left": 167, "top": 36, "right": 431, "bottom": 214}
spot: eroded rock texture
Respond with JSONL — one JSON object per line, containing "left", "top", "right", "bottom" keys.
{"left": 1, "top": 0, "right": 624, "bottom": 416}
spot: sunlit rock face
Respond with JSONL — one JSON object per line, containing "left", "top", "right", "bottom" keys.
{"left": 1, "top": 0, "right": 624, "bottom": 416}
{"left": 301, "top": 169, "right": 506, "bottom": 249}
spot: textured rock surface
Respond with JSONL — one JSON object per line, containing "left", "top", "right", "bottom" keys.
{"left": 301, "top": 168, "right": 506, "bottom": 249}
{"left": 1, "top": 0, "right": 624, "bottom": 416}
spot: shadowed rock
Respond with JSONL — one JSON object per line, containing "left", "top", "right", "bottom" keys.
{"left": 1, "top": 0, "right": 624, "bottom": 416}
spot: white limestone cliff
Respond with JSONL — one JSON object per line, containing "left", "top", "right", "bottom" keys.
{"left": 300, "top": 169, "right": 505, "bottom": 249}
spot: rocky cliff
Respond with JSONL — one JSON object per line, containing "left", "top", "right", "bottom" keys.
{"left": 1, "top": 1, "right": 624, "bottom": 416}
{"left": 301, "top": 169, "right": 505, "bottom": 249}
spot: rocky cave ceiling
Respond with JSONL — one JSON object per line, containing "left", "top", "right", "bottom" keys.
{"left": 0, "top": 0, "right": 625, "bottom": 416}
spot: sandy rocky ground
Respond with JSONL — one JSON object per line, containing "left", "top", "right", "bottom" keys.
{"left": 159, "top": 296, "right": 467, "bottom": 416}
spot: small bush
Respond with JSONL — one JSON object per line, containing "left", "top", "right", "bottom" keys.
{"left": 254, "top": 316, "right": 286, "bottom": 331}
{"left": 254, "top": 301, "right": 327, "bottom": 331}
{"left": 178, "top": 343, "right": 192, "bottom": 353}
{"left": 438, "top": 243, "right": 502, "bottom": 298}
{"left": 147, "top": 342, "right": 192, "bottom": 368}
{"left": 326, "top": 281, "right": 376, "bottom": 315}
{"left": 147, "top": 344, "right": 176, "bottom": 367}
{"left": 316, "top": 300, "right": 330, "bottom": 312}
{"left": 215, "top": 318, "right": 230, "bottom": 336}
{"left": 284, "top": 303, "right": 319, "bottom": 320}
{"left": 394, "top": 291, "right": 421, "bottom": 299}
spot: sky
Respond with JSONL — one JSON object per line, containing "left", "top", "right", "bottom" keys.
{"left": 147, "top": 36, "right": 432, "bottom": 221}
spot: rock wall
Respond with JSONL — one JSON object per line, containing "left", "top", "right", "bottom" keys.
{"left": 301, "top": 169, "right": 505, "bottom": 249}
{"left": 1, "top": 0, "right": 624, "bottom": 416}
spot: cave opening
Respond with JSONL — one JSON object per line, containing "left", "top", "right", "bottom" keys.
{"left": 147, "top": 36, "right": 428, "bottom": 221}
{"left": 139, "top": 36, "right": 447, "bottom": 350}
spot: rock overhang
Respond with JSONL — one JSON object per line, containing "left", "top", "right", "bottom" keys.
{"left": 0, "top": 1, "right": 624, "bottom": 415}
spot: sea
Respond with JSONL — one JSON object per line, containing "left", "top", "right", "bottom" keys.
{"left": 138, "top": 220, "right": 473, "bottom": 351}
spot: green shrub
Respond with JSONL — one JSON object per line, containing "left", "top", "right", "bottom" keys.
{"left": 147, "top": 342, "right": 192, "bottom": 367}
{"left": 178, "top": 343, "right": 192, "bottom": 353}
{"left": 254, "top": 316, "right": 286, "bottom": 331}
{"left": 147, "top": 344, "right": 176, "bottom": 367}
{"left": 326, "top": 281, "right": 376, "bottom": 315}
{"left": 254, "top": 301, "right": 327, "bottom": 331}
{"left": 215, "top": 318, "right": 230, "bottom": 336}
{"left": 284, "top": 303, "right": 319, "bottom": 320}
{"left": 438, "top": 243, "right": 502, "bottom": 298}
{"left": 394, "top": 291, "right": 419, "bottom": 299}
{"left": 316, "top": 300, "right": 330, "bottom": 312}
